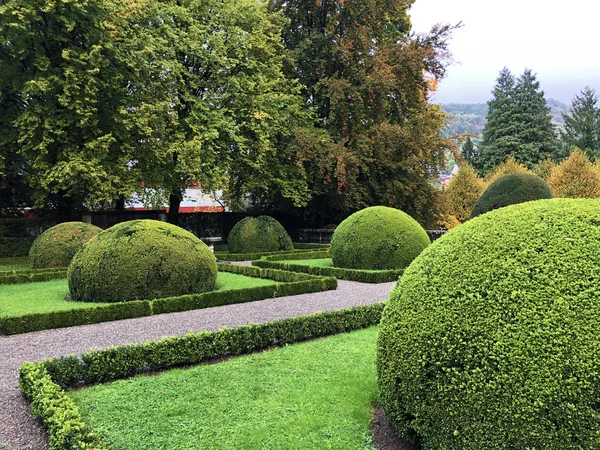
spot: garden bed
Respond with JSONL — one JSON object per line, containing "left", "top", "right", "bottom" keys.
{"left": 19, "top": 303, "right": 385, "bottom": 450}
{"left": 253, "top": 251, "right": 404, "bottom": 283}
{"left": 0, "top": 264, "right": 337, "bottom": 335}
{"left": 214, "top": 242, "right": 329, "bottom": 261}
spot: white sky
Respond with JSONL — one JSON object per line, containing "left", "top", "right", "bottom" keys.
{"left": 409, "top": 0, "right": 600, "bottom": 104}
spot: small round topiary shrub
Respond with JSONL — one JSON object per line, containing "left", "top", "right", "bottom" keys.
{"left": 470, "top": 172, "right": 553, "bottom": 218}
{"left": 29, "top": 222, "right": 102, "bottom": 269}
{"left": 68, "top": 220, "right": 217, "bottom": 302}
{"left": 377, "top": 199, "right": 600, "bottom": 449}
{"left": 330, "top": 206, "right": 429, "bottom": 270}
{"left": 227, "top": 216, "right": 293, "bottom": 254}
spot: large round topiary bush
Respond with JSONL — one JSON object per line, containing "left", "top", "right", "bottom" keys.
{"left": 227, "top": 216, "right": 293, "bottom": 254}
{"left": 330, "top": 206, "right": 429, "bottom": 270}
{"left": 29, "top": 222, "right": 102, "bottom": 269}
{"left": 470, "top": 172, "right": 553, "bottom": 218}
{"left": 377, "top": 199, "right": 600, "bottom": 449}
{"left": 68, "top": 220, "right": 217, "bottom": 302}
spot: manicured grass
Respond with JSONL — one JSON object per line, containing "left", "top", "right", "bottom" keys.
{"left": 279, "top": 257, "right": 334, "bottom": 268}
{"left": 69, "top": 327, "right": 380, "bottom": 450}
{"left": 0, "top": 257, "right": 30, "bottom": 272}
{"left": 0, "top": 272, "right": 276, "bottom": 318}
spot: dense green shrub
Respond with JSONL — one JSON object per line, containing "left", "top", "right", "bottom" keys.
{"left": 377, "top": 199, "right": 600, "bottom": 449}
{"left": 470, "top": 172, "right": 553, "bottom": 218}
{"left": 227, "top": 216, "right": 293, "bottom": 253}
{"left": 68, "top": 220, "right": 217, "bottom": 302}
{"left": 0, "top": 237, "right": 36, "bottom": 257}
{"left": 330, "top": 206, "right": 429, "bottom": 270}
{"left": 28, "top": 222, "right": 102, "bottom": 268}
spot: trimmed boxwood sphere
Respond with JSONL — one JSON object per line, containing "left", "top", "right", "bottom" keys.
{"left": 470, "top": 172, "right": 553, "bottom": 218}
{"left": 330, "top": 206, "right": 429, "bottom": 270}
{"left": 227, "top": 216, "right": 293, "bottom": 254}
{"left": 68, "top": 220, "right": 217, "bottom": 302}
{"left": 377, "top": 199, "right": 600, "bottom": 449}
{"left": 29, "top": 222, "right": 102, "bottom": 269}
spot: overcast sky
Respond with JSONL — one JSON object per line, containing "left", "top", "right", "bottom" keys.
{"left": 409, "top": 0, "right": 600, "bottom": 105}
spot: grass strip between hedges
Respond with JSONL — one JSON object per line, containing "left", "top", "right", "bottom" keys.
{"left": 19, "top": 302, "right": 384, "bottom": 450}
{"left": 0, "top": 264, "right": 337, "bottom": 335}
{"left": 253, "top": 250, "right": 404, "bottom": 283}
{"left": 214, "top": 244, "right": 330, "bottom": 261}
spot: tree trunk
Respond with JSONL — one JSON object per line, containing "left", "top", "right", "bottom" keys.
{"left": 115, "top": 196, "right": 125, "bottom": 211}
{"left": 168, "top": 191, "right": 181, "bottom": 225}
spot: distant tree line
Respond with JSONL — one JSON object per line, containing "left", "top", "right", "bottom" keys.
{"left": 460, "top": 68, "right": 600, "bottom": 175}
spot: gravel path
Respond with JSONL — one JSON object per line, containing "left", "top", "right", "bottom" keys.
{"left": 0, "top": 279, "right": 395, "bottom": 450}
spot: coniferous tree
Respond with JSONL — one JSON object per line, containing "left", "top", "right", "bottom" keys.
{"left": 461, "top": 137, "right": 478, "bottom": 166}
{"left": 477, "top": 68, "right": 560, "bottom": 174}
{"left": 561, "top": 87, "right": 600, "bottom": 161}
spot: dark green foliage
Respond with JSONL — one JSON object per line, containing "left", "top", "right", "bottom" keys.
{"left": 377, "top": 198, "right": 600, "bottom": 449}
{"left": 0, "top": 264, "right": 336, "bottom": 335}
{"left": 20, "top": 303, "right": 384, "bottom": 450}
{"left": 0, "top": 237, "right": 36, "bottom": 257}
{"left": 28, "top": 222, "right": 102, "bottom": 269}
{"left": 330, "top": 206, "right": 429, "bottom": 270}
{"left": 477, "top": 68, "right": 560, "bottom": 174}
{"left": 461, "top": 137, "right": 478, "bottom": 166}
{"left": 68, "top": 220, "right": 217, "bottom": 303}
{"left": 254, "top": 251, "right": 403, "bottom": 283}
{"left": 470, "top": 172, "right": 553, "bottom": 218}
{"left": 561, "top": 87, "right": 600, "bottom": 160}
{"left": 227, "top": 216, "right": 293, "bottom": 254}
{"left": 0, "top": 268, "right": 67, "bottom": 285}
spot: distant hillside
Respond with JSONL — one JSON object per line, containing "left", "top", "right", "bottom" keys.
{"left": 441, "top": 99, "right": 569, "bottom": 139}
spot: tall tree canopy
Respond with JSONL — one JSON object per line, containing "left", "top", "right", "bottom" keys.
{"left": 268, "top": 0, "right": 455, "bottom": 225}
{"left": 477, "top": 68, "right": 560, "bottom": 174}
{"left": 561, "top": 87, "right": 600, "bottom": 161}
{"left": 0, "top": 0, "right": 311, "bottom": 216}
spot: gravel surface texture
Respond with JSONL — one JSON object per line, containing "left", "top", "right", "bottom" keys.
{"left": 0, "top": 279, "right": 395, "bottom": 449}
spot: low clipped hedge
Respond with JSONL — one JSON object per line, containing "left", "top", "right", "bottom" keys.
{"left": 330, "top": 206, "right": 429, "bottom": 270}
{"left": 214, "top": 247, "right": 322, "bottom": 262}
{"left": 227, "top": 216, "right": 293, "bottom": 254}
{"left": 253, "top": 251, "right": 403, "bottom": 283}
{"left": 0, "top": 267, "right": 68, "bottom": 285}
{"left": 470, "top": 172, "right": 553, "bottom": 218}
{"left": 68, "top": 220, "right": 217, "bottom": 302}
{"left": 0, "top": 264, "right": 336, "bottom": 335}
{"left": 29, "top": 222, "right": 102, "bottom": 269}
{"left": 377, "top": 199, "right": 600, "bottom": 449}
{"left": 20, "top": 302, "right": 384, "bottom": 450}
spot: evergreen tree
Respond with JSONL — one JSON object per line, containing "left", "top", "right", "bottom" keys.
{"left": 461, "top": 137, "right": 478, "bottom": 166}
{"left": 561, "top": 87, "right": 600, "bottom": 161}
{"left": 477, "top": 68, "right": 560, "bottom": 174}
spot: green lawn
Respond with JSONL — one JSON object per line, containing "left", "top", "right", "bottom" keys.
{"left": 0, "top": 257, "right": 30, "bottom": 272}
{"left": 69, "top": 327, "right": 380, "bottom": 450}
{"left": 279, "top": 257, "right": 333, "bottom": 268}
{"left": 0, "top": 272, "right": 276, "bottom": 318}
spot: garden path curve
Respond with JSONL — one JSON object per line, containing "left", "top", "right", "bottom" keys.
{"left": 0, "top": 279, "right": 395, "bottom": 450}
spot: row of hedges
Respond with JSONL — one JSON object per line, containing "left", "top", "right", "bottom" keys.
{"left": 253, "top": 251, "right": 404, "bottom": 283}
{"left": 0, "top": 264, "right": 337, "bottom": 335}
{"left": 214, "top": 247, "right": 321, "bottom": 262}
{"left": 20, "top": 303, "right": 385, "bottom": 450}
{"left": 0, "top": 268, "right": 68, "bottom": 285}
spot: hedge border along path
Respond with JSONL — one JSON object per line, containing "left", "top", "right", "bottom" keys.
{"left": 0, "top": 264, "right": 337, "bottom": 335}
{"left": 253, "top": 250, "right": 404, "bottom": 283}
{"left": 20, "top": 304, "right": 385, "bottom": 450}
{"left": 0, "top": 278, "right": 395, "bottom": 450}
